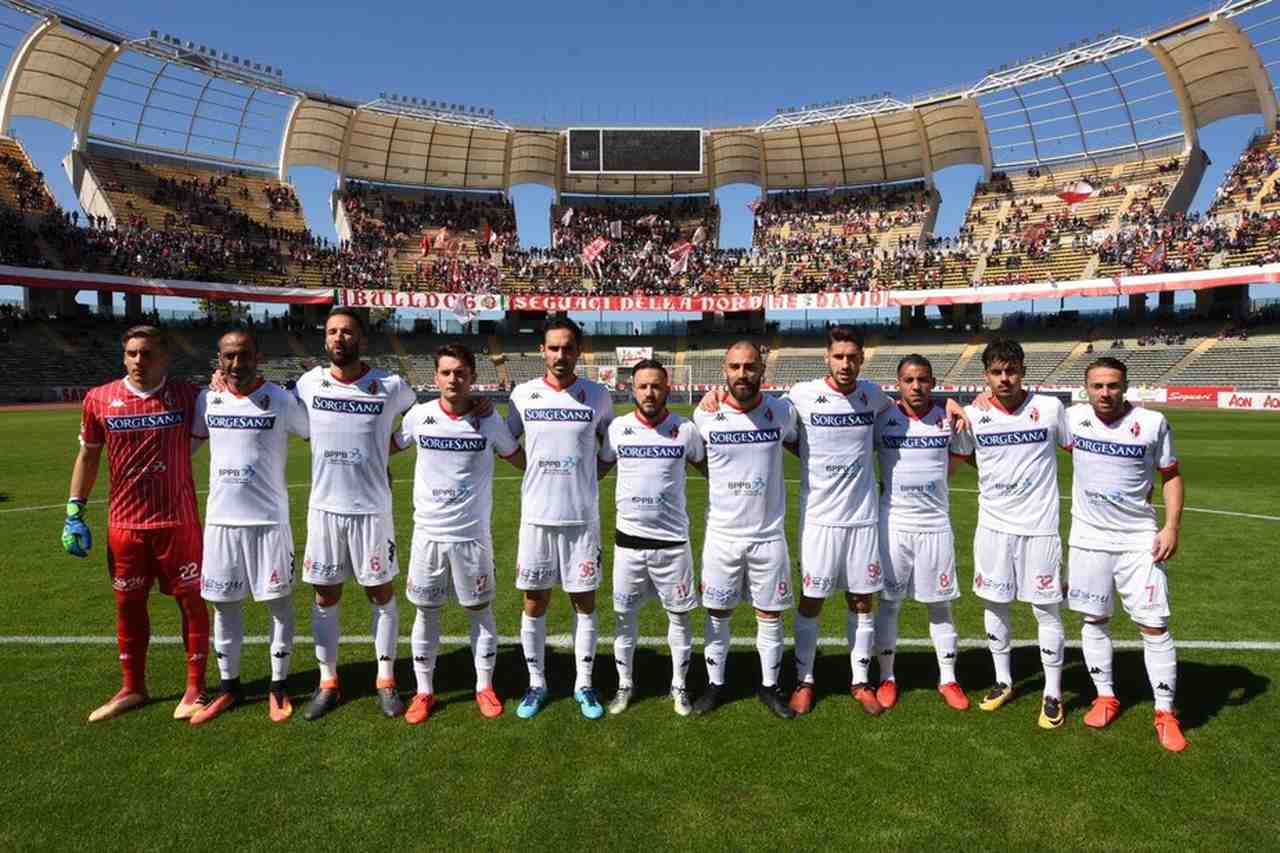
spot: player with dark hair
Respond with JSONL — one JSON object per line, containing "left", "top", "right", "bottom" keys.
{"left": 65, "top": 325, "right": 211, "bottom": 722}
{"left": 955, "top": 338, "right": 1073, "bottom": 729}
{"left": 393, "top": 343, "right": 525, "bottom": 723}
{"left": 506, "top": 316, "right": 615, "bottom": 719}
{"left": 1066, "top": 357, "right": 1187, "bottom": 751}
{"left": 599, "top": 358, "right": 706, "bottom": 716}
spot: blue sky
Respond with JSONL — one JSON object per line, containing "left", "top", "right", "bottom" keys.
{"left": 3, "top": 0, "right": 1276, "bottom": 318}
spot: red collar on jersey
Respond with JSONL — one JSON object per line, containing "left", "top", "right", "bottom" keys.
{"left": 541, "top": 374, "right": 579, "bottom": 392}
{"left": 634, "top": 409, "right": 670, "bottom": 429}
{"left": 1095, "top": 402, "right": 1133, "bottom": 426}
{"left": 439, "top": 398, "right": 474, "bottom": 420}
{"left": 723, "top": 393, "right": 764, "bottom": 414}
{"left": 897, "top": 398, "right": 934, "bottom": 421}
{"left": 226, "top": 377, "right": 266, "bottom": 399}
{"left": 824, "top": 375, "right": 858, "bottom": 395}
{"left": 989, "top": 390, "right": 1028, "bottom": 416}
{"left": 329, "top": 363, "right": 371, "bottom": 385}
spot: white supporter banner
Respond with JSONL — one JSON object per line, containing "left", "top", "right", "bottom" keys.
{"left": 615, "top": 346, "right": 653, "bottom": 367}
{"left": 339, "top": 289, "right": 504, "bottom": 311}
{"left": 1218, "top": 391, "right": 1280, "bottom": 411}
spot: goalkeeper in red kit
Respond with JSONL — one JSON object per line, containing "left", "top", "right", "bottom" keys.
{"left": 63, "top": 326, "right": 211, "bottom": 722}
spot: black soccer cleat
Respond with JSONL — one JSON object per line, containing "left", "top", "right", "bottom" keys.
{"left": 757, "top": 684, "right": 797, "bottom": 720}
{"left": 692, "top": 683, "right": 723, "bottom": 716}
{"left": 302, "top": 684, "right": 341, "bottom": 721}
{"left": 377, "top": 685, "right": 405, "bottom": 718}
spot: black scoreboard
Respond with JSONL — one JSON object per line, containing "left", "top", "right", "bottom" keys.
{"left": 567, "top": 128, "right": 703, "bottom": 174}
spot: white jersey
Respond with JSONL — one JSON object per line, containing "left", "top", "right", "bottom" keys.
{"left": 789, "top": 377, "right": 891, "bottom": 527}
{"left": 196, "top": 381, "right": 308, "bottom": 526}
{"left": 395, "top": 399, "right": 519, "bottom": 542}
{"left": 1067, "top": 403, "right": 1178, "bottom": 552}
{"left": 695, "top": 395, "right": 798, "bottom": 541}
{"left": 958, "top": 393, "right": 1071, "bottom": 537}
{"left": 294, "top": 364, "right": 416, "bottom": 515}
{"left": 875, "top": 402, "right": 961, "bottom": 532}
{"left": 600, "top": 410, "right": 705, "bottom": 542}
{"left": 506, "top": 376, "right": 613, "bottom": 526}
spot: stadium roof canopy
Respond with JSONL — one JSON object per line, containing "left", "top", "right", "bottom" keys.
{"left": 2, "top": 0, "right": 1280, "bottom": 192}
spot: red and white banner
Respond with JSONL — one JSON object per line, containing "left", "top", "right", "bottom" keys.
{"left": 508, "top": 293, "right": 769, "bottom": 312}
{"left": 0, "top": 265, "right": 334, "bottom": 304}
{"left": 1058, "top": 180, "right": 1095, "bottom": 206}
{"left": 635, "top": 214, "right": 659, "bottom": 228}
{"left": 339, "top": 289, "right": 504, "bottom": 312}
{"left": 615, "top": 346, "right": 654, "bottom": 367}
{"left": 1218, "top": 391, "right": 1280, "bottom": 411}
{"left": 668, "top": 239, "right": 694, "bottom": 275}
{"left": 582, "top": 236, "right": 610, "bottom": 265}
{"left": 765, "top": 291, "right": 889, "bottom": 310}
{"left": 1165, "top": 385, "right": 1234, "bottom": 407}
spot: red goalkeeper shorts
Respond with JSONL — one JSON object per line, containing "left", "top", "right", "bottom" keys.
{"left": 107, "top": 523, "right": 203, "bottom": 601}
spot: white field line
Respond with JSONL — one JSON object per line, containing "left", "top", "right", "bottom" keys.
{"left": 3, "top": 477, "right": 1278, "bottom": 522}
{"left": 1, "top": 634, "right": 1277, "bottom": 652}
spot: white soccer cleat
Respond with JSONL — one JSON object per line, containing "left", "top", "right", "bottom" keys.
{"left": 671, "top": 686, "right": 693, "bottom": 717}
{"left": 608, "top": 686, "right": 632, "bottom": 715}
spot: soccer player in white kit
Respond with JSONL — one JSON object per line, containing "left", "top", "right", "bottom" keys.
{"left": 190, "top": 329, "right": 309, "bottom": 725}
{"left": 294, "top": 308, "right": 417, "bottom": 721}
{"left": 956, "top": 339, "right": 1072, "bottom": 729}
{"left": 872, "top": 355, "right": 969, "bottom": 712}
{"left": 692, "top": 341, "right": 800, "bottom": 720}
{"left": 506, "top": 317, "right": 614, "bottom": 720}
{"left": 394, "top": 344, "right": 525, "bottom": 724}
{"left": 598, "top": 359, "right": 706, "bottom": 716}
{"left": 1066, "top": 357, "right": 1186, "bottom": 752}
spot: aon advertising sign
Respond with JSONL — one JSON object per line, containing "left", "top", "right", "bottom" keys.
{"left": 1218, "top": 392, "right": 1280, "bottom": 411}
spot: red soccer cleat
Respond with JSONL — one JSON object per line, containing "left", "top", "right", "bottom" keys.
{"left": 405, "top": 693, "right": 436, "bottom": 725}
{"left": 475, "top": 687, "right": 504, "bottom": 719}
{"left": 788, "top": 683, "right": 815, "bottom": 715}
{"left": 189, "top": 690, "right": 240, "bottom": 727}
{"left": 938, "top": 682, "right": 970, "bottom": 710}
{"left": 876, "top": 679, "right": 898, "bottom": 710}
{"left": 88, "top": 688, "right": 148, "bottom": 723}
{"left": 1154, "top": 710, "right": 1187, "bottom": 753}
{"left": 850, "top": 683, "right": 884, "bottom": 717}
{"left": 173, "top": 686, "right": 207, "bottom": 720}
{"left": 1084, "top": 696, "right": 1121, "bottom": 729}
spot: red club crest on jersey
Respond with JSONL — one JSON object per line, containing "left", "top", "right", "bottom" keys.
{"left": 668, "top": 424, "right": 680, "bottom": 438}
{"left": 764, "top": 408, "right": 774, "bottom": 422}
{"left": 1130, "top": 421, "right": 1141, "bottom": 438}
{"left": 577, "top": 390, "right": 586, "bottom": 403}
{"left": 1029, "top": 407, "right": 1040, "bottom": 423}
{"left": 867, "top": 562, "right": 882, "bottom": 580}
{"left": 253, "top": 394, "right": 270, "bottom": 410}
{"left": 368, "top": 379, "right": 380, "bottom": 395}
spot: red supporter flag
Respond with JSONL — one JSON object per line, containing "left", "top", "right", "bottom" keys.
{"left": 560, "top": 207, "right": 575, "bottom": 227}
{"left": 691, "top": 225, "right": 707, "bottom": 246}
{"left": 420, "top": 233, "right": 432, "bottom": 256}
{"left": 1144, "top": 243, "right": 1167, "bottom": 270}
{"left": 1057, "top": 180, "right": 1095, "bottom": 207}
{"left": 582, "top": 235, "right": 610, "bottom": 265}
{"left": 668, "top": 239, "right": 694, "bottom": 275}
{"left": 635, "top": 213, "right": 659, "bottom": 228}
{"left": 433, "top": 227, "right": 449, "bottom": 250}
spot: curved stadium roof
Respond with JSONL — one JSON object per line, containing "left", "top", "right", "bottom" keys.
{"left": 2, "top": 0, "right": 1280, "bottom": 193}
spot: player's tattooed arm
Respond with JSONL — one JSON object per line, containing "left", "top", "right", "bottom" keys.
{"left": 1153, "top": 468, "right": 1184, "bottom": 562}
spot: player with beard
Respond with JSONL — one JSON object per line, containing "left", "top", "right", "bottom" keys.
{"left": 292, "top": 308, "right": 417, "bottom": 720}
{"left": 65, "top": 325, "right": 210, "bottom": 722}
{"left": 598, "top": 359, "right": 706, "bottom": 716}
{"left": 692, "top": 341, "right": 799, "bottom": 719}
{"left": 506, "top": 317, "right": 615, "bottom": 720}
{"left": 1066, "top": 358, "right": 1186, "bottom": 751}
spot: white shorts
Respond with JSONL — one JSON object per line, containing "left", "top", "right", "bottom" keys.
{"left": 799, "top": 523, "right": 882, "bottom": 598}
{"left": 303, "top": 509, "right": 399, "bottom": 588}
{"left": 879, "top": 523, "right": 959, "bottom": 604}
{"left": 406, "top": 532, "right": 495, "bottom": 608}
{"left": 1067, "top": 547, "right": 1171, "bottom": 627}
{"left": 201, "top": 524, "right": 295, "bottom": 602}
{"left": 612, "top": 542, "right": 696, "bottom": 614}
{"left": 700, "top": 531, "right": 793, "bottom": 612}
{"left": 515, "top": 522, "right": 602, "bottom": 593}
{"left": 972, "top": 526, "right": 1063, "bottom": 605}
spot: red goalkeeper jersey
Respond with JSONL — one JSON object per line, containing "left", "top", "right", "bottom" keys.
{"left": 78, "top": 377, "right": 202, "bottom": 530}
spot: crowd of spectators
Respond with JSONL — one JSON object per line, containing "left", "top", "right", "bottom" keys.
{"left": 341, "top": 184, "right": 517, "bottom": 254}
{"left": 1097, "top": 209, "right": 1280, "bottom": 274}
{"left": 1209, "top": 130, "right": 1280, "bottom": 214}
{"left": 0, "top": 150, "right": 54, "bottom": 213}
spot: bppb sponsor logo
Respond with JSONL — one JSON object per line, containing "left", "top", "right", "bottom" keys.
{"left": 810, "top": 412, "right": 874, "bottom": 428}
{"left": 207, "top": 414, "right": 276, "bottom": 430}
{"left": 616, "top": 444, "right": 684, "bottom": 459}
{"left": 417, "top": 435, "right": 487, "bottom": 452}
{"left": 105, "top": 410, "right": 185, "bottom": 431}
{"left": 312, "top": 396, "right": 384, "bottom": 415}
{"left": 975, "top": 428, "right": 1048, "bottom": 448}
{"left": 525, "top": 408, "right": 592, "bottom": 423}
{"left": 708, "top": 428, "right": 781, "bottom": 445}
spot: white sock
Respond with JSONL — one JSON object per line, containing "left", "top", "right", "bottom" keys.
{"left": 312, "top": 602, "right": 340, "bottom": 682}
{"left": 267, "top": 597, "right": 294, "bottom": 683}
{"left": 1081, "top": 620, "right": 1114, "bottom": 697}
{"left": 983, "top": 602, "right": 1013, "bottom": 686}
{"left": 704, "top": 614, "right": 732, "bottom": 686}
{"left": 573, "top": 610, "right": 597, "bottom": 692}
{"left": 667, "top": 610, "right": 692, "bottom": 690}
{"left": 411, "top": 605, "right": 441, "bottom": 695}
{"left": 212, "top": 600, "right": 243, "bottom": 681}
{"left": 1142, "top": 629, "right": 1177, "bottom": 712}
{"left": 521, "top": 612, "right": 547, "bottom": 689}
{"left": 372, "top": 599, "right": 398, "bottom": 683}
{"left": 468, "top": 606, "right": 497, "bottom": 692}
{"left": 848, "top": 611, "right": 875, "bottom": 685}
{"left": 1033, "top": 603, "right": 1065, "bottom": 699}
{"left": 756, "top": 615, "right": 784, "bottom": 687}
{"left": 793, "top": 614, "right": 819, "bottom": 685}
{"left": 927, "top": 602, "right": 959, "bottom": 685}
{"left": 875, "top": 598, "right": 902, "bottom": 683}
{"left": 614, "top": 610, "right": 638, "bottom": 689}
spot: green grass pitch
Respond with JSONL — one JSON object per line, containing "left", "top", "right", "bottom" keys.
{"left": 0, "top": 404, "right": 1277, "bottom": 851}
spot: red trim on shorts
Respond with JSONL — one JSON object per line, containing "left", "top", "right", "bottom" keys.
{"left": 1159, "top": 461, "right": 1180, "bottom": 477}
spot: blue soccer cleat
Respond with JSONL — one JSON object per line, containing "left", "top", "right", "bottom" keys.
{"left": 574, "top": 687, "right": 605, "bottom": 720}
{"left": 516, "top": 687, "right": 549, "bottom": 719}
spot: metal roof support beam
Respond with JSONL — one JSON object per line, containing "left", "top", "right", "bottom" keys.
{"left": 72, "top": 41, "right": 118, "bottom": 150}
{"left": 230, "top": 88, "right": 259, "bottom": 163}
{"left": 869, "top": 115, "right": 888, "bottom": 182}
{"left": 1215, "top": 16, "right": 1279, "bottom": 133}
{"left": 909, "top": 108, "right": 935, "bottom": 187}
{"left": 133, "top": 61, "right": 169, "bottom": 145}
{"left": 832, "top": 120, "right": 848, "bottom": 186}
{"left": 381, "top": 114, "right": 400, "bottom": 183}
{"left": 0, "top": 15, "right": 56, "bottom": 136}
{"left": 183, "top": 77, "right": 214, "bottom": 158}
{"left": 275, "top": 95, "right": 302, "bottom": 181}
{"left": 422, "top": 119, "right": 437, "bottom": 186}
{"left": 1098, "top": 58, "right": 1143, "bottom": 150}
{"left": 1144, "top": 41, "right": 1201, "bottom": 152}
{"left": 1052, "top": 73, "right": 1093, "bottom": 160}
{"left": 1008, "top": 85, "right": 1043, "bottom": 165}
{"left": 970, "top": 98, "right": 996, "bottom": 180}
{"left": 334, "top": 107, "right": 356, "bottom": 187}
{"left": 794, "top": 127, "right": 807, "bottom": 188}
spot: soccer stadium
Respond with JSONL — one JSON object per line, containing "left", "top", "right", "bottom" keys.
{"left": 1, "top": 0, "right": 1278, "bottom": 849}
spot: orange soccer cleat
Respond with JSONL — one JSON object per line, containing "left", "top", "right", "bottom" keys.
{"left": 405, "top": 693, "right": 436, "bottom": 725}
{"left": 788, "top": 683, "right": 815, "bottom": 715}
{"left": 475, "top": 688, "right": 504, "bottom": 719}
{"left": 1154, "top": 710, "right": 1187, "bottom": 753}
{"left": 189, "top": 690, "right": 241, "bottom": 727}
{"left": 268, "top": 690, "right": 293, "bottom": 723}
{"left": 876, "top": 679, "right": 898, "bottom": 710}
{"left": 172, "top": 686, "right": 207, "bottom": 720}
{"left": 850, "top": 683, "right": 884, "bottom": 717}
{"left": 938, "top": 682, "right": 970, "bottom": 711}
{"left": 1083, "top": 696, "right": 1121, "bottom": 729}
{"left": 88, "top": 688, "right": 148, "bottom": 723}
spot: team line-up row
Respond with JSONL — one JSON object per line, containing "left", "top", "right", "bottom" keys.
{"left": 61, "top": 311, "right": 1187, "bottom": 752}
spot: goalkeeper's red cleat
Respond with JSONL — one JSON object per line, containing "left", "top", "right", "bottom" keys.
{"left": 405, "top": 693, "right": 436, "bottom": 725}
{"left": 938, "top": 682, "right": 970, "bottom": 710}
{"left": 88, "top": 688, "right": 147, "bottom": 723}
{"left": 1154, "top": 710, "right": 1187, "bottom": 753}
{"left": 876, "top": 679, "right": 898, "bottom": 710}
{"left": 1084, "top": 696, "right": 1121, "bottom": 729}
{"left": 173, "top": 686, "right": 207, "bottom": 720}
{"left": 475, "top": 688, "right": 503, "bottom": 719}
